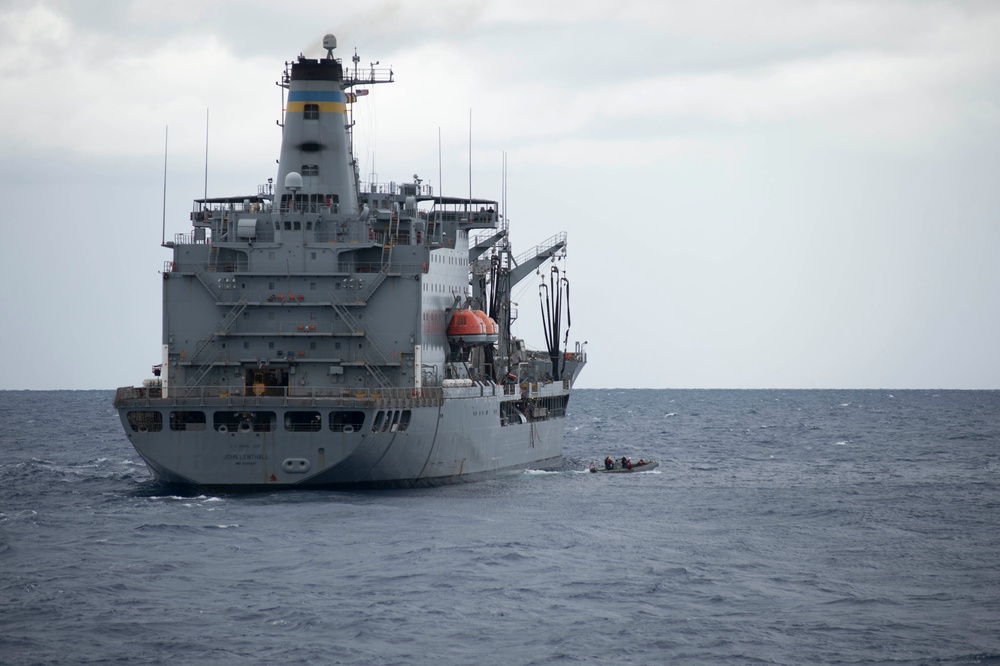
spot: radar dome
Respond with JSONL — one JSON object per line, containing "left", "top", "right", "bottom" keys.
{"left": 322, "top": 34, "right": 337, "bottom": 51}
{"left": 284, "top": 171, "right": 303, "bottom": 190}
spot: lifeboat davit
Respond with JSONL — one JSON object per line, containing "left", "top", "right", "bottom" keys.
{"left": 447, "top": 308, "right": 498, "bottom": 345}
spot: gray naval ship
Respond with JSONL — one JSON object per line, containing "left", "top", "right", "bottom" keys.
{"left": 113, "top": 35, "right": 586, "bottom": 488}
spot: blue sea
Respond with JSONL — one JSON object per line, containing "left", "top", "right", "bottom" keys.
{"left": 2, "top": 389, "right": 998, "bottom": 665}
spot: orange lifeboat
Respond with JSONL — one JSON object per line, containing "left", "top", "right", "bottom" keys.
{"left": 473, "top": 310, "right": 499, "bottom": 344}
{"left": 446, "top": 308, "right": 494, "bottom": 345}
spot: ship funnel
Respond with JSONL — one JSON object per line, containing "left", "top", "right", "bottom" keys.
{"left": 275, "top": 49, "right": 357, "bottom": 213}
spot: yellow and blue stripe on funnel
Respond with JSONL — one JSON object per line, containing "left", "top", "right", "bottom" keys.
{"left": 286, "top": 90, "right": 349, "bottom": 114}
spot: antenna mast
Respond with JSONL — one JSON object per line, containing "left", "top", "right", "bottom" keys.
{"left": 502, "top": 151, "right": 506, "bottom": 230}
{"left": 203, "top": 108, "right": 209, "bottom": 201}
{"left": 161, "top": 125, "right": 168, "bottom": 246}
{"left": 468, "top": 108, "right": 472, "bottom": 205}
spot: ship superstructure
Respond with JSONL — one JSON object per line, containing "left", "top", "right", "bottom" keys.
{"left": 113, "top": 35, "right": 586, "bottom": 487}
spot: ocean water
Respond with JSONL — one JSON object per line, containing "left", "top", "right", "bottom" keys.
{"left": 1, "top": 389, "right": 999, "bottom": 665}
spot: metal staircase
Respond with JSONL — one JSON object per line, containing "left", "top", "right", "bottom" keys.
{"left": 194, "top": 271, "right": 221, "bottom": 301}
{"left": 184, "top": 300, "right": 249, "bottom": 393}
{"left": 355, "top": 267, "right": 388, "bottom": 304}
{"left": 330, "top": 302, "right": 394, "bottom": 388}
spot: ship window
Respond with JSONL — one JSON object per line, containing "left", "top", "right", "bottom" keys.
{"left": 213, "top": 411, "right": 276, "bottom": 432}
{"left": 310, "top": 281, "right": 316, "bottom": 289}
{"left": 335, "top": 342, "right": 341, "bottom": 350}
{"left": 284, "top": 411, "right": 321, "bottom": 432}
{"left": 398, "top": 410, "right": 412, "bottom": 432}
{"left": 269, "top": 342, "right": 275, "bottom": 349}
{"left": 306, "top": 221, "right": 313, "bottom": 231}
{"left": 169, "top": 411, "right": 206, "bottom": 431}
{"left": 329, "top": 410, "right": 365, "bottom": 432}
{"left": 371, "top": 411, "right": 384, "bottom": 432}
{"left": 284, "top": 221, "right": 291, "bottom": 230}
{"left": 269, "top": 281, "right": 275, "bottom": 289}
{"left": 304, "top": 104, "right": 319, "bottom": 119}
{"left": 126, "top": 411, "right": 162, "bottom": 432}
{"left": 294, "top": 221, "right": 301, "bottom": 230}
{"left": 243, "top": 342, "right": 249, "bottom": 349}
{"left": 302, "top": 164, "right": 319, "bottom": 176}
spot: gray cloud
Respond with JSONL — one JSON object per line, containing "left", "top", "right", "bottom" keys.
{"left": 1, "top": 0, "right": 997, "bottom": 389}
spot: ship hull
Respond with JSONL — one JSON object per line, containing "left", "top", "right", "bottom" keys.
{"left": 115, "top": 385, "right": 568, "bottom": 489}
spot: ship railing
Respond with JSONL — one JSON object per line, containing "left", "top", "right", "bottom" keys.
{"left": 362, "top": 181, "right": 435, "bottom": 197}
{"left": 174, "top": 231, "right": 212, "bottom": 245}
{"left": 340, "top": 261, "right": 428, "bottom": 275}
{"left": 170, "top": 261, "right": 429, "bottom": 279}
{"left": 205, "top": 258, "right": 252, "bottom": 273}
{"left": 115, "top": 383, "right": 540, "bottom": 409}
{"left": 207, "top": 278, "right": 427, "bottom": 307}
{"left": 278, "top": 201, "right": 341, "bottom": 214}
{"left": 193, "top": 200, "right": 269, "bottom": 216}
{"left": 426, "top": 208, "right": 499, "bottom": 227}
{"left": 513, "top": 232, "right": 567, "bottom": 266}
{"left": 168, "top": 259, "right": 250, "bottom": 274}
{"left": 115, "top": 385, "right": 446, "bottom": 408}
{"left": 344, "top": 65, "right": 394, "bottom": 87}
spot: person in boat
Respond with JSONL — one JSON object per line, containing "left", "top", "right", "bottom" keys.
{"left": 637, "top": 459, "right": 646, "bottom": 466}
{"left": 589, "top": 461, "right": 597, "bottom": 473}
{"left": 620, "top": 456, "right": 630, "bottom": 469}
{"left": 604, "top": 456, "right": 614, "bottom": 470}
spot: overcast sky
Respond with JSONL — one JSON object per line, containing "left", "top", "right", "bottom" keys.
{"left": 1, "top": 0, "right": 998, "bottom": 390}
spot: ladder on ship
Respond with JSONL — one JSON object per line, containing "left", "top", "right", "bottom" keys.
{"left": 185, "top": 300, "right": 249, "bottom": 394}
{"left": 330, "top": 302, "right": 394, "bottom": 388}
